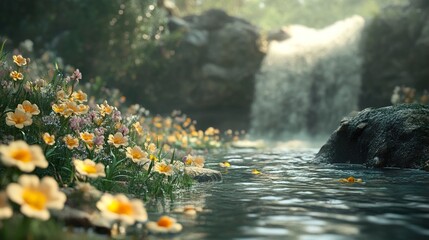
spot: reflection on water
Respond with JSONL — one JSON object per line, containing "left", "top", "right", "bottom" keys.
{"left": 148, "top": 148, "right": 429, "bottom": 240}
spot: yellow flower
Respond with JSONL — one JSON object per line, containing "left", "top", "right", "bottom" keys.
{"left": 147, "top": 142, "right": 157, "bottom": 154}
{"left": 204, "top": 127, "right": 216, "bottom": 136}
{"left": 339, "top": 176, "right": 363, "bottom": 183}
{"left": 154, "top": 161, "right": 173, "bottom": 176}
{"left": 77, "top": 104, "right": 89, "bottom": 115}
{"left": 6, "top": 175, "right": 66, "bottom": 221}
{"left": 0, "top": 140, "right": 48, "bottom": 172}
{"left": 108, "top": 132, "right": 128, "bottom": 148}
{"left": 183, "top": 117, "right": 192, "bottom": 128}
{"left": 184, "top": 154, "right": 205, "bottom": 168}
{"left": 56, "top": 90, "right": 67, "bottom": 100}
{"left": 219, "top": 161, "right": 231, "bottom": 168}
{"left": 0, "top": 191, "right": 13, "bottom": 219}
{"left": 42, "top": 133, "right": 55, "bottom": 146}
{"left": 167, "top": 135, "right": 177, "bottom": 144}
{"left": 251, "top": 169, "right": 262, "bottom": 175}
{"left": 52, "top": 103, "right": 66, "bottom": 115}
{"left": 6, "top": 108, "right": 33, "bottom": 129}
{"left": 79, "top": 132, "right": 95, "bottom": 144}
{"left": 73, "top": 159, "right": 106, "bottom": 179}
{"left": 132, "top": 122, "right": 143, "bottom": 135}
{"left": 97, "top": 101, "right": 114, "bottom": 116}
{"left": 10, "top": 71, "right": 24, "bottom": 81}
{"left": 13, "top": 55, "right": 27, "bottom": 66}
{"left": 184, "top": 155, "right": 193, "bottom": 166}
{"left": 64, "top": 100, "right": 80, "bottom": 116}
{"left": 146, "top": 216, "right": 182, "bottom": 234}
{"left": 126, "top": 146, "right": 148, "bottom": 163}
{"left": 17, "top": 100, "right": 40, "bottom": 115}
{"left": 149, "top": 154, "right": 159, "bottom": 162}
{"left": 71, "top": 90, "right": 88, "bottom": 103}
{"left": 63, "top": 134, "right": 79, "bottom": 149}
{"left": 96, "top": 193, "right": 147, "bottom": 225}
{"left": 193, "top": 156, "right": 205, "bottom": 168}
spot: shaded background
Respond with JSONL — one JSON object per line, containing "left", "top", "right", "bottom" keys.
{"left": 1, "top": 0, "right": 428, "bottom": 136}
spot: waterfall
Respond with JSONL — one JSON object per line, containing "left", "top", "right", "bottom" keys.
{"left": 250, "top": 16, "right": 365, "bottom": 140}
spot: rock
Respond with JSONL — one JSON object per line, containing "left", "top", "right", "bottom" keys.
{"left": 167, "top": 16, "right": 190, "bottom": 32}
{"left": 267, "top": 27, "right": 291, "bottom": 42}
{"left": 141, "top": 9, "right": 265, "bottom": 130}
{"left": 231, "top": 140, "right": 266, "bottom": 149}
{"left": 185, "top": 167, "right": 222, "bottom": 182}
{"left": 51, "top": 206, "right": 92, "bottom": 228}
{"left": 359, "top": 3, "right": 429, "bottom": 108}
{"left": 315, "top": 104, "right": 429, "bottom": 169}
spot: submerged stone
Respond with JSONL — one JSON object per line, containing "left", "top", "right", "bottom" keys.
{"left": 185, "top": 167, "right": 222, "bottom": 182}
{"left": 315, "top": 104, "right": 429, "bottom": 169}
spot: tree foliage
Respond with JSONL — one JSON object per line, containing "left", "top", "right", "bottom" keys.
{"left": 173, "top": 0, "right": 408, "bottom": 29}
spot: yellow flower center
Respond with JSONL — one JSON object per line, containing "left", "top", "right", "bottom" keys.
{"left": 66, "top": 139, "right": 77, "bottom": 146}
{"left": 11, "top": 149, "right": 32, "bottom": 162}
{"left": 43, "top": 136, "right": 54, "bottom": 144}
{"left": 347, "top": 177, "right": 355, "bottom": 182}
{"left": 81, "top": 134, "right": 93, "bottom": 142}
{"left": 23, "top": 105, "right": 34, "bottom": 113}
{"left": 149, "top": 155, "right": 158, "bottom": 161}
{"left": 75, "top": 93, "right": 86, "bottom": 101}
{"left": 107, "top": 200, "right": 133, "bottom": 215}
{"left": 113, "top": 137, "right": 125, "bottom": 144}
{"left": 132, "top": 151, "right": 143, "bottom": 159}
{"left": 158, "top": 165, "right": 170, "bottom": 173}
{"left": 83, "top": 164, "right": 98, "bottom": 174}
{"left": 13, "top": 114, "right": 27, "bottom": 124}
{"left": 157, "top": 216, "right": 174, "bottom": 228}
{"left": 23, "top": 189, "right": 47, "bottom": 210}
{"left": 52, "top": 104, "right": 65, "bottom": 113}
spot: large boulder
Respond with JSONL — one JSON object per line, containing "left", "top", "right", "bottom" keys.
{"left": 145, "top": 9, "right": 265, "bottom": 130}
{"left": 315, "top": 104, "right": 429, "bottom": 169}
{"left": 359, "top": 2, "right": 429, "bottom": 108}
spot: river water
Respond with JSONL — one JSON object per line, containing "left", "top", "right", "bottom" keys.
{"left": 146, "top": 147, "right": 429, "bottom": 240}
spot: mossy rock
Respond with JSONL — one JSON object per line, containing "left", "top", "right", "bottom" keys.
{"left": 316, "top": 104, "right": 429, "bottom": 169}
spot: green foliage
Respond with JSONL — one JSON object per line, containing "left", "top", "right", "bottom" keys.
{"left": 0, "top": 0, "right": 167, "bottom": 98}
{"left": 0, "top": 48, "right": 199, "bottom": 199}
{"left": 174, "top": 0, "right": 409, "bottom": 30}
{"left": 0, "top": 216, "right": 64, "bottom": 240}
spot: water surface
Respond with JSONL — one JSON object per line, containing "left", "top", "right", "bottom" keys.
{"left": 148, "top": 148, "right": 429, "bottom": 240}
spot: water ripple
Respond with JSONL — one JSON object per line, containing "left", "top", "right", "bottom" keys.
{"left": 170, "top": 148, "right": 429, "bottom": 240}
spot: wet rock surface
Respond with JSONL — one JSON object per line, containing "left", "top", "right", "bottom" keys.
{"left": 185, "top": 167, "right": 222, "bottom": 182}
{"left": 316, "top": 104, "right": 429, "bottom": 169}
{"left": 159, "top": 9, "right": 265, "bottom": 129}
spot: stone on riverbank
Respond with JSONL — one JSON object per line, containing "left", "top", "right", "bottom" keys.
{"left": 315, "top": 104, "right": 429, "bottom": 169}
{"left": 185, "top": 167, "right": 222, "bottom": 182}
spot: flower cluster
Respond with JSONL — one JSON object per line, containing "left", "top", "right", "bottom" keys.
{"left": 6, "top": 100, "right": 40, "bottom": 129}
{"left": 0, "top": 50, "right": 243, "bottom": 237}
{"left": 9, "top": 55, "right": 27, "bottom": 81}
{"left": 0, "top": 140, "right": 66, "bottom": 221}
{"left": 391, "top": 86, "right": 429, "bottom": 105}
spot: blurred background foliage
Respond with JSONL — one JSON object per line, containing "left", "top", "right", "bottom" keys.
{"left": 1, "top": 0, "right": 428, "bottom": 130}
{"left": 173, "top": 0, "right": 408, "bottom": 29}
{"left": 360, "top": 0, "right": 429, "bottom": 107}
